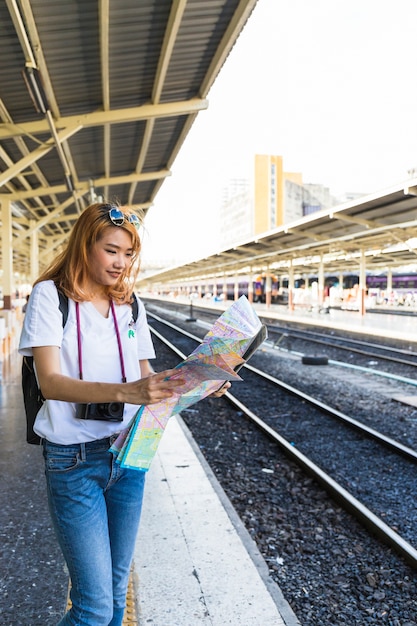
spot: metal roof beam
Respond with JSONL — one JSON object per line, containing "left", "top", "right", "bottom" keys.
{"left": 153, "top": 0, "right": 187, "bottom": 104}
{"left": 283, "top": 226, "right": 329, "bottom": 242}
{"left": 329, "top": 212, "right": 381, "bottom": 229}
{"left": 0, "top": 100, "right": 209, "bottom": 141}
{"left": 6, "top": 170, "right": 171, "bottom": 201}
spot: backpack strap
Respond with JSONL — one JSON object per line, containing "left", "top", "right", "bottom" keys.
{"left": 131, "top": 292, "right": 138, "bottom": 322}
{"left": 57, "top": 289, "right": 69, "bottom": 326}
{"left": 23, "top": 287, "right": 69, "bottom": 445}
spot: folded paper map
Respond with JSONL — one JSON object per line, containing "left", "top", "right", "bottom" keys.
{"left": 110, "top": 295, "right": 267, "bottom": 471}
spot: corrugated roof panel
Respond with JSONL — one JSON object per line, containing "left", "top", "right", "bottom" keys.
{"left": 67, "top": 127, "right": 105, "bottom": 181}
{"left": 109, "top": 1, "right": 170, "bottom": 109}
{"left": 144, "top": 117, "right": 188, "bottom": 172}
{"left": 108, "top": 179, "right": 156, "bottom": 206}
{"left": 132, "top": 179, "right": 158, "bottom": 205}
{"left": 109, "top": 121, "right": 146, "bottom": 175}
{"left": 30, "top": 0, "right": 102, "bottom": 115}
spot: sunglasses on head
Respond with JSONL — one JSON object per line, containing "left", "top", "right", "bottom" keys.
{"left": 106, "top": 205, "right": 141, "bottom": 230}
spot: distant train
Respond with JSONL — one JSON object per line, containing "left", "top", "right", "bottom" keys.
{"left": 183, "top": 272, "right": 417, "bottom": 304}
{"left": 199, "top": 274, "right": 283, "bottom": 304}
{"left": 365, "top": 274, "right": 417, "bottom": 292}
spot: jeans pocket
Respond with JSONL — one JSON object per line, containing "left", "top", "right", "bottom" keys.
{"left": 44, "top": 449, "right": 82, "bottom": 473}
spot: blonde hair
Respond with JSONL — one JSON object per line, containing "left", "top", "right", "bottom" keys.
{"left": 35, "top": 202, "right": 143, "bottom": 304}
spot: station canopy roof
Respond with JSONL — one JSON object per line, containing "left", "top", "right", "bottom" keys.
{"left": 141, "top": 180, "right": 417, "bottom": 287}
{"left": 0, "top": 0, "right": 258, "bottom": 274}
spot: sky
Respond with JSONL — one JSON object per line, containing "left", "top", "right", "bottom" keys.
{"left": 141, "top": 0, "right": 417, "bottom": 267}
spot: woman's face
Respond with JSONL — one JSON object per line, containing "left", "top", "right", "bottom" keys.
{"left": 87, "top": 227, "right": 134, "bottom": 288}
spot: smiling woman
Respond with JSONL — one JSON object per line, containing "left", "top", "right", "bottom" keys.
{"left": 17, "top": 201, "right": 188, "bottom": 626}
{"left": 18, "top": 200, "right": 229, "bottom": 625}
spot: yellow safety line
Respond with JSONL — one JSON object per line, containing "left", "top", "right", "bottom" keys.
{"left": 66, "top": 566, "right": 138, "bottom": 624}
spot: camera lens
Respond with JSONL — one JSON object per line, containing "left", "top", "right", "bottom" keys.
{"left": 107, "top": 402, "right": 123, "bottom": 418}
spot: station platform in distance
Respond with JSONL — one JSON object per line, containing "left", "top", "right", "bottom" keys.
{"left": 254, "top": 303, "right": 417, "bottom": 343}
{"left": 132, "top": 415, "right": 300, "bottom": 626}
{"left": 159, "top": 294, "right": 417, "bottom": 344}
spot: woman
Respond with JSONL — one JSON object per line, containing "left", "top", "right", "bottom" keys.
{"left": 19, "top": 202, "right": 230, "bottom": 625}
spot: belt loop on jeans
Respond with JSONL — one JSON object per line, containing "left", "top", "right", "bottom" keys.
{"left": 80, "top": 442, "right": 86, "bottom": 461}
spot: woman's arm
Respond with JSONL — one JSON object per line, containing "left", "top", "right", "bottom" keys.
{"left": 33, "top": 346, "right": 183, "bottom": 406}
{"left": 139, "top": 359, "right": 155, "bottom": 378}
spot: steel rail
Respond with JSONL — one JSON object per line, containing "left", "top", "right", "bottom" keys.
{"left": 148, "top": 309, "right": 417, "bottom": 462}
{"left": 147, "top": 312, "right": 417, "bottom": 569}
{"left": 266, "top": 322, "right": 417, "bottom": 357}
{"left": 243, "top": 362, "right": 417, "bottom": 462}
{"left": 267, "top": 326, "right": 417, "bottom": 368}
{"left": 224, "top": 392, "right": 417, "bottom": 571}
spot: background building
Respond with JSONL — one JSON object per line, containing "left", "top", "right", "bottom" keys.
{"left": 253, "top": 154, "right": 336, "bottom": 233}
{"left": 218, "top": 179, "right": 253, "bottom": 249}
{"left": 219, "top": 154, "right": 339, "bottom": 249}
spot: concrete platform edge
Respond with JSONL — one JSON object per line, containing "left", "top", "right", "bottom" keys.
{"left": 175, "top": 413, "right": 301, "bottom": 626}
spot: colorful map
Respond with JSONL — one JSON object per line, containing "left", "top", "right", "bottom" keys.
{"left": 110, "top": 295, "right": 265, "bottom": 471}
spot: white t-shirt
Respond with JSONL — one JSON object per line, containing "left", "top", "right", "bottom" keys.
{"left": 19, "top": 280, "right": 156, "bottom": 444}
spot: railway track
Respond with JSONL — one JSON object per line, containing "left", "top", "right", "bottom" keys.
{"left": 144, "top": 297, "right": 417, "bottom": 384}
{"left": 264, "top": 323, "right": 417, "bottom": 371}
{"left": 146, "top": 310, "right": 417, "bottom": 569}
{"left": 144, "top": 303, "right": 417, "bottom": 624}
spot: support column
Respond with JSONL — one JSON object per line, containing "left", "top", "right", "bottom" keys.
{"left": 318, "top": 255, "right": 324, "bottom": 307}
{"left": 265, "top": 269, "right": 272, "bottom": 308}
{"left": 30, "top": 220, "right": 39, "bottom": 284}
{"left": 288, "top": 263, "right": 294, "bottom": 311}
{"left": 387, "top": 268, "right": 392, "bottom": 294}
{"left": 234, "top": 274, "right": 239, "bottom": 301}
{"left": 222, "top": 274, "right": 228, "bottom": 301}
{"left": 1, "top": 197, "right": 13, "bottom": 309}
{"left": 359, "top": 249, "right": 366, "bottom": 316}
{"left": 247, "top": 268, "right": 254, "bottom": 303}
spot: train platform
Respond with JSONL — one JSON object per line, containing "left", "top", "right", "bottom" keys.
{"left": 134, "top": 415, "right": 299, "bottom": 625}
{"left": 0, "top": 344, "right": 300, "bottom": 626}
{"left": 254, "top": 303, "right": 417, "bottom": 343}
{"left": 153, "top": 294, "right": 417, "bottom": 344}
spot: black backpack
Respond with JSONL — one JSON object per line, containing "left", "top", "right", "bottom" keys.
{"left": 22, "top": 291, "right": 139, "bottom": 445}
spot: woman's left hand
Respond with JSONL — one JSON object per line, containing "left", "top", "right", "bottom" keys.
{"left": 210, "top": 381, "right": 231, "bottom": 397}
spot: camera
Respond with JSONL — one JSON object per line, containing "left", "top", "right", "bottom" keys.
{"left": 75, "top": 401, "right": 124, "bottom": 422}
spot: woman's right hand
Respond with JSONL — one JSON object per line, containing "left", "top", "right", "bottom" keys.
{"left": 126, "top": 369, "right": 184, "bottom": 405}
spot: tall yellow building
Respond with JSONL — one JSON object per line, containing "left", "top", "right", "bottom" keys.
{"left": 253, "top": 154, "right": 333, "bottom": 236}
{"left": 254, "top": 154, "right": 303, "bottom": 234}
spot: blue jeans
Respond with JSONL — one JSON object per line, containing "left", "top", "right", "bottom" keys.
{"left": 43, "top": 437, "right": 146, "bottom": 626}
